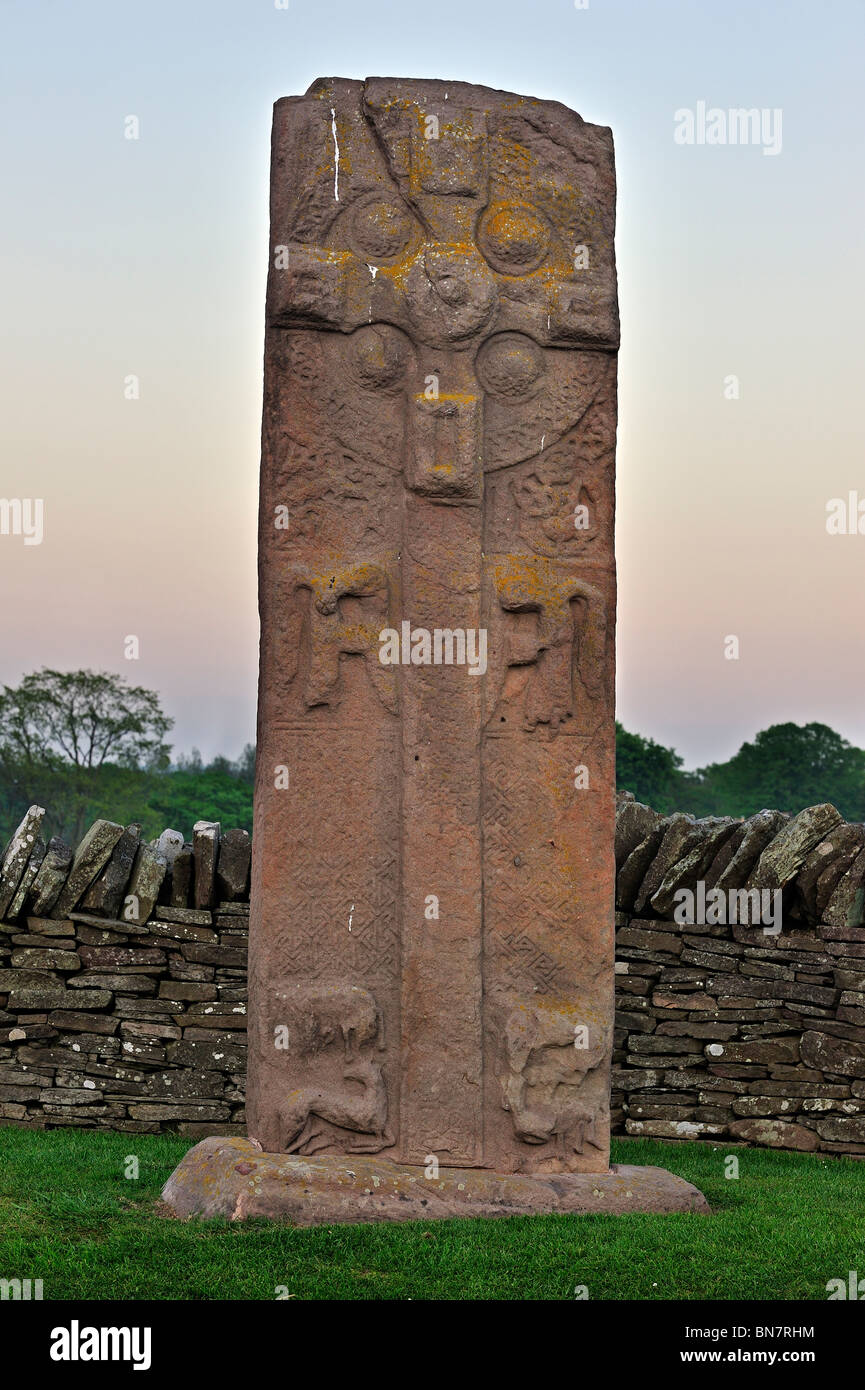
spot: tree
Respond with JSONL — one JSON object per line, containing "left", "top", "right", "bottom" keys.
{"left": 616, "top": 718, "right": 865, "bottom": 820}
{"left": 235, "top": 743, "right": 255, "bottom": 784}
{"left": 698, "top": 722, "right": 865, "bottom": 820}
{"left": 0, "top": 669, "right": 173, "bottom": 843}
{"left": 175, "top": 747, "right": 203, "bottom": 774}
{"left": 0, "top": 669, "right": 172, "bottom": 770}
{"left": 615, "top": 722, "right": 684, "bottom": 813}
{"left": 142, "top": 765, "right": 253, "bottom": 838}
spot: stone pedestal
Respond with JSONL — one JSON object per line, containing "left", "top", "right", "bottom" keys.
{"left": 162, "top": 75, "right": 706, "bottom": 1224}
{"left": 163, "top": 1138, "right": 709, "bottom": 1224}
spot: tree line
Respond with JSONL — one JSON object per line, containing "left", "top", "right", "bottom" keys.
{"left": 616, "top": 720, "right": 865, "bottom": 820}
{"left": 1, "top": 669, "right": 863, "bottom": 845}
{"left": 0, "top": 669, "right": 253, "bottom": 844}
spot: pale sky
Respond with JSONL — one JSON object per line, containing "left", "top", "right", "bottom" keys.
{"left": 1, "top": 0, "right": 863, "bottom": 768}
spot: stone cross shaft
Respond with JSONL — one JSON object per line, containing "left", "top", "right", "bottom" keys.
{"left": 249, "top": 77, "right": 619, "bottom": 1174}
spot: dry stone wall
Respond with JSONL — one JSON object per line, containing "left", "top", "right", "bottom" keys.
{"left": 0, "top": 809, "right": 249, "bottom": 1136}
{"left": 613, "top": 793, "right": 865, "bottom": 1155}
{"left": 2, "top": 797, "right": 865, "bottom": 1154}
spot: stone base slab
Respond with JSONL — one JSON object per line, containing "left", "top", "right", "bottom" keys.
{"left": 161, "top": 1137, "right": 709, "bottom": 1225}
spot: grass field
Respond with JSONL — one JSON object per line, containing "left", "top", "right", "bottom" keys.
{"left": 0, "top": 1127, "right": 862, "bottom": 1300}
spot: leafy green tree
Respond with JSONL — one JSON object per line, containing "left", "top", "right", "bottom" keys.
{"left": 615, "top": 722, "right": 684, "bottom": 813}
{"left": 0, "top": 669, "right": 172, "bottom": 843}
{"left": 141, "top": 766, "right": 253, "bottom": 839}
{"left": 617, "top": 719, "right": 865, "bottom": 820}
{"left": 136, "top": 746, "right": 255, "bottom": 838}
{"left": 697, "top": 722, "right": 865, "bottom": 820}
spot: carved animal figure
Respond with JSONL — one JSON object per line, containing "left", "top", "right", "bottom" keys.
{"left": 278, "top": 1057, "right": 392, "bottom": 1154}
{"left": 267, "top": 981, "right": 384, "bottom": 1061}
{"left": 500, "top": 1001, "right": 606, "bottom": 1157}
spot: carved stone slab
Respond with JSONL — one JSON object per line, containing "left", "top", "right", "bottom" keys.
{"left": 163, "top": 1138, "right": 710, "bottom": 1223}
{"left": 247, "top": 77, "right": 619, "bottom": 1176}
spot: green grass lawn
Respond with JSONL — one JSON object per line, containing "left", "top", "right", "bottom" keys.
{"left": 0, "top": 1127, "right": 862, "bottom": 1300}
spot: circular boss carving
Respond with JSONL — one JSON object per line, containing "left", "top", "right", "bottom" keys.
{"left": 402, "top": 245, "right": 498, "bottom": 346}
{"left": 346, "top": 324, "right": 411, "bottom": 391}
{"left": 349, "top": 192, "right": 414, "bottom": 262}
{"left": 475, "top": 332, "right": 546, "bottom": 401}
{"left": 477, "top": 201, "right": 551, "bottom": 275}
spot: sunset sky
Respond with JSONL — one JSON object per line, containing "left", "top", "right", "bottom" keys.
{"left": 2, "top": 0, "right": 863, "bottom": 769}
